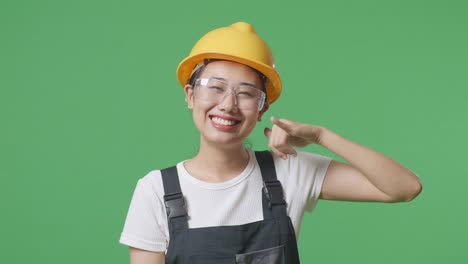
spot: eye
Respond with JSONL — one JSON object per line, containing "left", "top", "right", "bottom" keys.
{"left": 237, "top": 87, "right": 257, "bottom": 98}
{"left": 208, "top": 85, "right": 225, "bottom": 93}
{"left": 238, "top": 91, "right": 254, "bottom": 97}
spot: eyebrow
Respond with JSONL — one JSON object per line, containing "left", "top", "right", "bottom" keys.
{"left": 211, "top": 77, "right": 257, "bottom": 89}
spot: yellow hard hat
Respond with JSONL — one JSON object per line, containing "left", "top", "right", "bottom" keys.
{"left": 176, "top": 22, "right": 282, "bottom": 105}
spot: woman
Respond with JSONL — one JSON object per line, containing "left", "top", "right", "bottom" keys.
{"left": 119, "top": 22, "right": 422, "bottom": 264}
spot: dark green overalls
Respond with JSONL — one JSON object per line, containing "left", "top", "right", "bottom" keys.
{"left": 161, "top": 151, "right": 301, "bottom": 263}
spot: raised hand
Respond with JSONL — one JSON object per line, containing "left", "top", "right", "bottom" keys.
{"left": 264, "top": 116, "right": 324, "bottom": 159}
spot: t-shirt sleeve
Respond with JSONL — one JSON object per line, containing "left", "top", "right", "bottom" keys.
{"left": 294, "top": 151, "right": 332, "bottom": 212}
{"left": 119, "top": 175, "right": 168, "bottom": 252}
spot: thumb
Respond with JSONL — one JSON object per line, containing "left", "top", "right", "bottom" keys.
{"left": 264, "top": 127, "right": 272, "bottom": 139}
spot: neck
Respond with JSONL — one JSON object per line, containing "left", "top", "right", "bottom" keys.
{"left": 185, "top": 139, "right": 250, "bottom": 183}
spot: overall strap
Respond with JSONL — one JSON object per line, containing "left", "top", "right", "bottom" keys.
{"left": 255, "top": 151, "right": 287, "bottom": 219}
{"left": 160, "top": 166, "right": 188, "bottom": 230}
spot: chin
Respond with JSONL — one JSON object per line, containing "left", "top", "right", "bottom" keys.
{"left": 202, "top": 132, "right": 246, "bottom": 147}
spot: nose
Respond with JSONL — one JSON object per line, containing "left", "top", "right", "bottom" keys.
{"left": 218, "top": 90, "right": 238, "bottom": 113}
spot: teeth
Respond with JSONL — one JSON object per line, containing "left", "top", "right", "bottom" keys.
{"left": 212, "top": 117, "right": 237, "bottom": 126}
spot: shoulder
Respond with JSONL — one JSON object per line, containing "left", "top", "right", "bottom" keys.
{"left": 136, "top": 161, "right": 190, "bottom": 199}
{"left": 269, "top": 150, "right": 332, "bottom": 202}
{"left": 139, "top": 169, "right": 163, "bottom": 191}
{"left": 251, "top": 149, "right": 332, "bottom": 187}
{"left": 133, "top": 168, "right": 170, "bottom": 206}
{"left": 270, "top": 150, "right": 332, "bottom": 172}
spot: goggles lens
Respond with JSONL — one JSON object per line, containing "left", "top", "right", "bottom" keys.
{"left": 194, "top": 78, "right": 265, "bottom": 111}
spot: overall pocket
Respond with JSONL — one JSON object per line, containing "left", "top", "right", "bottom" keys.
{"left": 235, "top": 245, "right": 285, "bottom": 264}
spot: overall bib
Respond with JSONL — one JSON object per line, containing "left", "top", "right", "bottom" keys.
{"left": 160, "top": 151, "right": 301, "bottom": 264}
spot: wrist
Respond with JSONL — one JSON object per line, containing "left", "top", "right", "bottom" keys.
{"left": 316, "top": 127, "right": 335, "bottom": 147}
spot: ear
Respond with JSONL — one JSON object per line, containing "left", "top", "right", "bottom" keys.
{"left": 257, "top": 102, "right": 269, "bottom": 121}
{"left": 184, "top": 84, "right": 194, "bottom": 110}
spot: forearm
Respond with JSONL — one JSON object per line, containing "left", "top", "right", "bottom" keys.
{"left": 318, "top": 128, "right": 422, "bottom": 201}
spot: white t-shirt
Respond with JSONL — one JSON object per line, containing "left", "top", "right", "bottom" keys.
{"left": 119, "top": 149, "right": 332, "bottom": 252}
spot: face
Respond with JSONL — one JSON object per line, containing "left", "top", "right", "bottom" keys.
{"left": 184, "top": 60, "right": 266, "bottom": 147}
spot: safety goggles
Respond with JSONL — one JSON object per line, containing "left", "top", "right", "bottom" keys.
{"left": 194, "top": 78, "right": 266, "bottom": 111}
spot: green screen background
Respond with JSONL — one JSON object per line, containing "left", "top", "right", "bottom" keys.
{"left": 1, "top": 0, "right": 467, "bottom": 263}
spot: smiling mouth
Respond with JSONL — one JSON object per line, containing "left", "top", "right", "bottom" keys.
{"left": 210, "top": 116, "right": 241, "bottom": 126}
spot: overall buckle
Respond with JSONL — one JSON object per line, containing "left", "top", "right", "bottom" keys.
{"left": 164, "top": 192, "right": 187, "bottom": 219}
{"left": 263, "top": 180, "right": 286, "bottom": 208}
